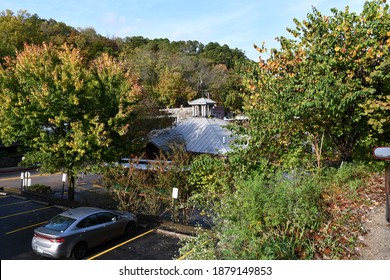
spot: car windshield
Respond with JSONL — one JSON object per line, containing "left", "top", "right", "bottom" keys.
{"left": 44, "top": 215, "right": 77, "bottom": 232}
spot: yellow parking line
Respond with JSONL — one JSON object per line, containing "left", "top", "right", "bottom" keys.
{"left": 0, "top": 206, "right": 53, "bottom": 220}
{"left": 0, "top": 200, "right": 29, "bottom": 207}
{"left": 92, "top": 184, "right": 105, "bottom": 189}
{"left": 6, "top": 221, "right": 47, "bottom": 235}
{"left": 87, "top": 228, "right": 155, "bottom": 260}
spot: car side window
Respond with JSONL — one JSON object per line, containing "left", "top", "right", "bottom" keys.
{"left": 77, "top": 214, "right": 99, "bottom": 228}
{"left": 97, "top": 212, "right": 117, "bottom": 224}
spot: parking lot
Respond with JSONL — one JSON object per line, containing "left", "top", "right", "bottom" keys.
{"left": 0, "top": 194, "right": 182, "bottom": 260}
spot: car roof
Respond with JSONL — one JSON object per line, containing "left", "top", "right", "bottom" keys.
{"left": 60, "top": 207, "right": 106, "bottom": 219}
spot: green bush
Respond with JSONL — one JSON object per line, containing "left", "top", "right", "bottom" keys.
{"left": 27, "top": 184, "right": 53, "bottom": 195}
{"left": 181, "top": 170, "right": 324, "bottom": 259}
{"left": 325, "top": 162, "right": 371, "bottom": 186}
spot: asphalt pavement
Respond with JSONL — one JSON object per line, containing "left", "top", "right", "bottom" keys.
{"left": 0, "top": 167, "right": 199, "bottom": 260}
{"left": 0, "top": 193, "right": 183, "bottom": 260}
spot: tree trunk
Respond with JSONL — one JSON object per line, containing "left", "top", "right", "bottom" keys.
{"left": 68, "top": 171, "right": 75, "bottom": 201}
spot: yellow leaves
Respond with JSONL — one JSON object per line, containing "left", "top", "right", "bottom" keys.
{"left": 254, "top": 42, "right": 267, "bottom": 53}
{"left": 365, "top": 76, "right": 373, "bottom": 83}
{"left": 362, "top": 94, "right": 390, "bottom": 134}
{"left": 347, "top": 70, "right": 355, "bottom": 79}
{"left": 323, "top": 16, "right": 329, "bottom": 23}
{"left": 69, "top": 94, "right": 79, "bottom": 105}
{"left": 366, "top": 47, "right": 375, "bottom": 59}
{"left": 350, "top": 49, "right": 358, "bottom": 58}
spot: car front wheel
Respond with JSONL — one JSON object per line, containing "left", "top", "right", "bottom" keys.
{"left": 72, "top": 242, "right": 88, "bottom": 260}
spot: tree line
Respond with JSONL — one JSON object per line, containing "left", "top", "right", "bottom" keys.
{"left": 0, "top": 9, "right": 248, "bottom": 111}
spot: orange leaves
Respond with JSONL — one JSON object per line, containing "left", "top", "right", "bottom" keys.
{"left": 253, "top": 42, "right": 267, "bottom": 54}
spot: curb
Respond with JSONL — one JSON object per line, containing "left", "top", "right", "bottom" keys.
{"left": 156, "top": 228, "right": 195, "bottom": 239}
{"left": 9, "top": 195, "right": 28, "bottom": 200}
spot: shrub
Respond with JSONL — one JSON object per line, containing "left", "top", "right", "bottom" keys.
{"left": 27, "top": 184, "right": 53, "bottom": 195}
{"left": 181, "top": 170, "right": 324, "bottom": 259}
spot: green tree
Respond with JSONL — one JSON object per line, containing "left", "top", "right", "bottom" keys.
{"left": 0, "top": 43, "right": 144, "bottom": 200}
{"left": 0, "top": 10, "right": 43, "bottom": 59}
{"left": 239, "top": 0, "right": 389, "bottom": 166}
{"left": 187, "top": 154, "right": 230, "bottom": 211}
{"left": 200, "top": 42, "right": 246, "bottom": 69}
{"left": 155, "top": 65, "right": 197, "bottom": 107}
{"left": 70, "top": 27, "right": 119, "bottom": 59}
{"left": 40, "top": 18, "right": 77, "bottom": 46}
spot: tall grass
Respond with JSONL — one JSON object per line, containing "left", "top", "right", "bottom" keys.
{"left": 179, "top": 162, "right": 374, "bottom": 260}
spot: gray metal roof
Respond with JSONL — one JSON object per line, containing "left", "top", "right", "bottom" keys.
{"left": 150, "top": 117, "right": 233, "bottom": 155}
{"left": 188, "top": 97, "right": 217, "bottom": 106}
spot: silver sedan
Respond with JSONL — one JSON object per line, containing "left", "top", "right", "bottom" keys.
{"left": 31, "top": 207, "right": 138, "bottom": 259}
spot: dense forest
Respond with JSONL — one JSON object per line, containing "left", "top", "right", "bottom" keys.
{"left": 0, "top": 0, "right": 389, "bottom": 260}
{"left": 0, "top": 9, "right": 248, "bottom": 111}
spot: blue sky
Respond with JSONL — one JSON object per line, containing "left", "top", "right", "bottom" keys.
{"left": 1, "top": 0, "right": 367, "bottom": 60}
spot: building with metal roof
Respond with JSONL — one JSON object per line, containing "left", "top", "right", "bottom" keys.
{"left": 148, "top": 98, "right": 234, "bottom": 156}
{"left": 150, "top": 117, "right": 233, "bottom": 155}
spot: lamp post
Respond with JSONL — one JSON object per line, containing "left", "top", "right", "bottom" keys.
{"left": 61, "top": 173, "right": 67, "bottom": 204}
{"left": 20, "top": 157, "right": 31, "bottom": 192}
{"left": 20, "top": 156, "right": 25, "bottom": 192}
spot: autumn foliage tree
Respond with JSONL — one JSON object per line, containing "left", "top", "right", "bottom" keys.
{"left": 239, "top": 0, "right": 389, "bottom": 166}
{"left": 0, "top": 43, "right": 144, "bottom": 200}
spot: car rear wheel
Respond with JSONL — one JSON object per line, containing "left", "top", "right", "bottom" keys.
{"left": 124, "top": 222, "right": 136, "bottom": 237}
{"left": 72, "top": 242, "right": 88, "bottom": 260}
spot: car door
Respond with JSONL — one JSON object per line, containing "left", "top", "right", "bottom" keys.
{"left": 96, "top": 212, "right": 124, "bottom": 241}
{"left": 76, "top": 214, "right": 106, "bottom": 248}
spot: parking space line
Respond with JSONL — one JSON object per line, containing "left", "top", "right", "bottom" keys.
{"left": 87, "top": 228, "right": 155, "bottom": 260}
{"left": 6, "top": 221, "right": 47, "bottom": 235}
{"left": 0, "top": 206, "right": 53, "bottom": 220}
{"left": 0, "top": 200, "right": 29, "bottom": 208}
